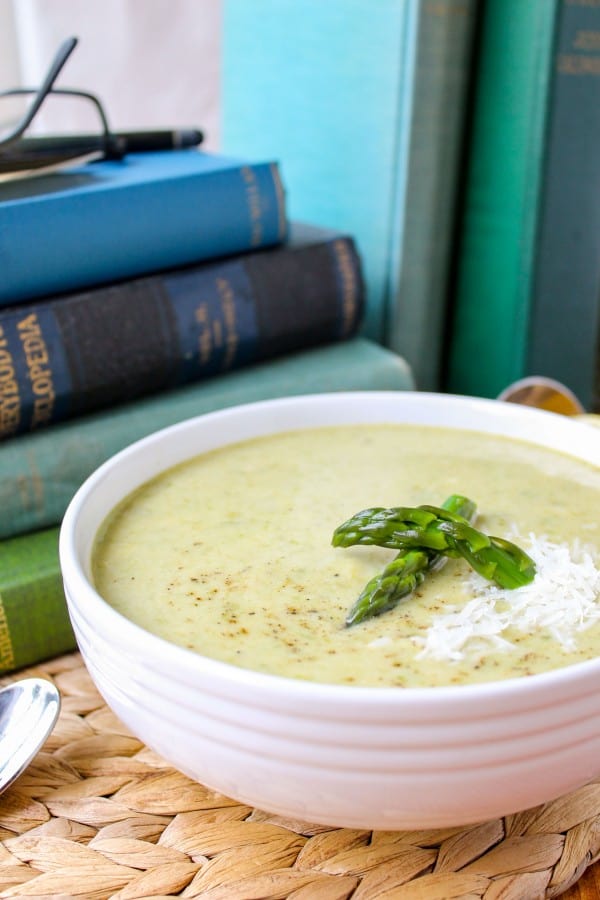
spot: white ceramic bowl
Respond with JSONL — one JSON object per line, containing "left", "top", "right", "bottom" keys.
{"left": 59, "top": 391, "right": 600, "bottom": 830}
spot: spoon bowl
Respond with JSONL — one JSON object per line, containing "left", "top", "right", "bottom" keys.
{"left": 497, "top": 375, "right": 585, "bottom": 416}
{"left": 0, "top": 678, "right": 61, "bottom": 794}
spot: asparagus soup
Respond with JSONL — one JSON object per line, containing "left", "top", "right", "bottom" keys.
{"left": 92, "top": 424, "right": 600, "bottom": 687}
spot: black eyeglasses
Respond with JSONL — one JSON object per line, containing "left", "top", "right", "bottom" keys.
{"left": 0, "top": 36, "right": 127, "bottom": 173}
{"left": 0, "top": 36, "right": 203, "bottom": 177}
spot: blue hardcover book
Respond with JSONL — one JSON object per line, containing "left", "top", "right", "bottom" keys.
{"left": 222, "top": 0, "right": 420, "bottom": 343}
{"left": 0, "top": 150, "right": 287, "bottom": 305}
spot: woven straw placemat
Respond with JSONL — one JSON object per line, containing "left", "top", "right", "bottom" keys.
{"left": 0, "top": 653, "right": 598, "bottom": 900}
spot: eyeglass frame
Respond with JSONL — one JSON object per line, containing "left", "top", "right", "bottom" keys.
{"left": 0, "top": 35, "right": 124, "bottom": 159}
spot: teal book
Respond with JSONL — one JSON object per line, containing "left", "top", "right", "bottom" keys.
{"left": 386, "top": 0, "right": 477, "bottom": 391}
{"left": 0, "top": 223, "right": 364, "bottom": 438}
{"left": 221, "top": 0, "right": 477, "bottom": 390}
{"left": 0, "top": 337, "right": 413, "bottom": 543}
{"left": 0, "top": 149, "right": 287, "bottom": 305}
{"left": 222, "top": 0, "right": 420, "bottom": 344}
{"left": 445, "top": 1, "right": 559, "bottom": 398}
{"left": 526, "top": 1, "right": 600, "bottom": 412}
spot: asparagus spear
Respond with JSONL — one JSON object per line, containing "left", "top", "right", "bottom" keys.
{"left": 333, "top": 501, "right": 535, "bottom": 587}
{"left": 332, "top": 502, "right": 485, "bottom": 552}
{"left": 413, "top": 505, "right": 536, "bottom": 588}
{"left": 335, "top": 495, "right": 536, "bottom": 626}
{"left": 341, "top": 494, "right": 476, "bottom": 627}
{"left": 455, "top": 534, "right": 536, "bottom": 589}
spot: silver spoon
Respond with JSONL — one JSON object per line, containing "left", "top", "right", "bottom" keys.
{"left": 0, "top": 677, "right": 60, "bottom": 794}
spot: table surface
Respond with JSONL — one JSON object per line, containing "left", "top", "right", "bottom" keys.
{"left": 2, "top": 651, "right": 598, "bottom": 898}
{"left": 563, "top": 862, "right": 600, "bottom": 898}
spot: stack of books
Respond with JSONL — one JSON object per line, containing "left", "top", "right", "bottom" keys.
{"left": 0, "top": 146, "right": 415, "bottom": 674}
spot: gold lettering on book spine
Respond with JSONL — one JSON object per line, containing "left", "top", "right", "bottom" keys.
{"left": 240, "top": 166, "right": 264, "bottom": 247}
{"left": 17, "top": 313, "right": 56, "bottom": 428}
{"left": 333, "top": 240, "right": 359, "bottom": 337}
{"left": 195, "top": 303, "right": 213, "bottom": 367}
{"left": 0, "top": 325, "right": 22, "bottom": 438}
{"left": 212, "top": 319, "right": 223, "bottom": 349}
{"left": 216, "top": 277, "right": 239, "bottom": 369}
{"left": 558, "top": 52, "right": 600, "bottom": 74}
{"left": 558, "top": 23, "right": 600, "bottom": 75}
{"left": 573, "top": 29, "right": 600, "bottom": 50}
{"left": 0, "top": 595, "right": 15, "bottom": 672}
{"left": 269, "top": 163, "right": 287, "bottom": 240}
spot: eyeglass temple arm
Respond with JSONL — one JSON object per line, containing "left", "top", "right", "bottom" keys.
{"left": 0, "top": 35, "right": 78, "bottom": 150}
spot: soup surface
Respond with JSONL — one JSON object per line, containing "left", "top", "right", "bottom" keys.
{"left": 92, "top": 424, "right": 600, "bottom": 687}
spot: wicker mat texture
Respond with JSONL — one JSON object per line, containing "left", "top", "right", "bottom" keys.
{"left": 0, "top": 652, "right": 598, "bottom": 900}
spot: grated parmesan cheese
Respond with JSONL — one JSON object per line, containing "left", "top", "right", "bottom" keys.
{"left": 415, "top": 535, "right": 600, "bottom": 662}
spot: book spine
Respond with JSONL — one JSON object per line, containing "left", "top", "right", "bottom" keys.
{"left": 445, "top": 0, "right": 559, "bottom": 398}
{"left": 591, "top": 334, "right": 600, "bottom": 413}
{"left": 385, "top": 0, "right": 478, "bottom": 392}
{"left": 0, "top": 235, "right": 364, "bottom": 438}
{"left": 0, "top": 338, "right": 414, "bottom": 542}
{"left": 526, "top": 0, "right": 600, "bottom": 412}
{"left": 0, "top": 157, "right": 287, "bottom": 305}
{"left": 0, "top": 527, "right": 75, "bottom": 674}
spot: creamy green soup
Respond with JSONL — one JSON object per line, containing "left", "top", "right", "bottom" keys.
{"left": 92, "top": 424, "right": 600, "bottom": 687}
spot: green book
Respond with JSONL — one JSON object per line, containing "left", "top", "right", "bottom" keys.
{"left": 445, "top": 0, "right": 559, "bottom": 398}
{"left": 0, "top": 337, "right": 413, "bottom": 674}
{"left": 0, "top": 527, "right": 74, "bottom": 674}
